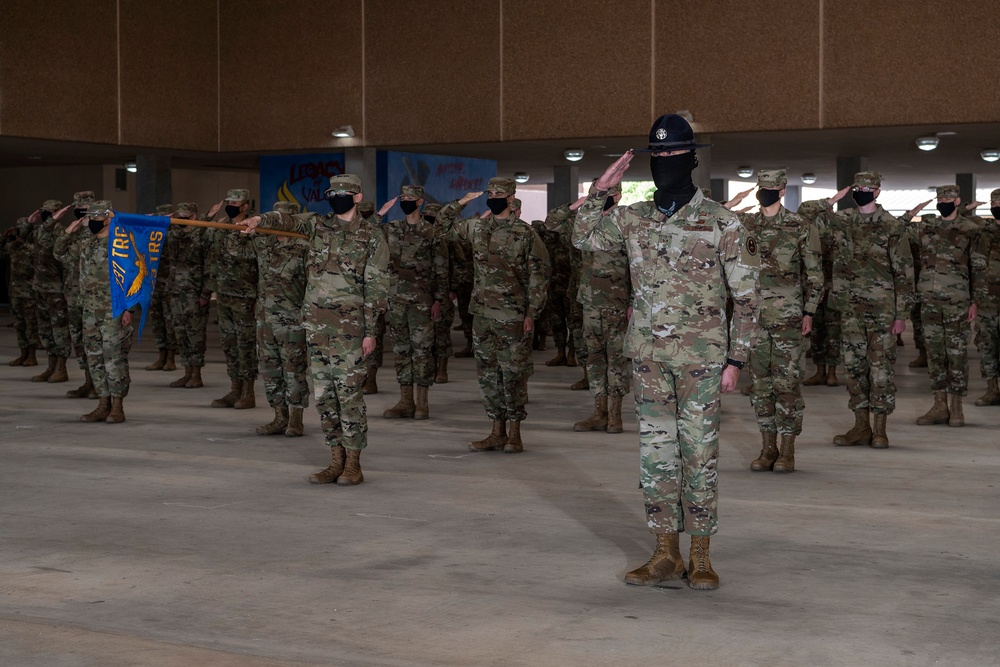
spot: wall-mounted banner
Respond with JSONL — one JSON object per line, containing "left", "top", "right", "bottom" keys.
{"left": 259, "top": 152, "right": 346, "bottom": 214}
{"left": 377, "top": 151, "right": 496, "bottom": 220}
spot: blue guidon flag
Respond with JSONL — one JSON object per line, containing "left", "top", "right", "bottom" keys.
{"left": 108, "top": 212, "right": 171, "bottom": 340}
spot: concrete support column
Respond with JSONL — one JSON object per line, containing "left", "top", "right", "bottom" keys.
{"left": 956, "top": 173, "right": 976, "bottom": 204}
{"left": 784, "top": 184, "right": 801, "bottom": 212}
{"left": 135, "top": 154, "right": 171, "bottom": 214}
{"left": 345, "top": 147, "right": 377, "bottom": 199}
{"left": 548, "top": 165, "right": 579, "bottom": 209}
{"left": 693, "top": 134, "right": 711, "bottom": 191}
{"left": 709, "top": 178, "right": 727, "bottom": 203}
{"left": 836, "top": 156, "right": 868, "bottom": 211}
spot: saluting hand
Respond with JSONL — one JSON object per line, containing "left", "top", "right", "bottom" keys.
{"left": 568, "top": 195, "right": 589, "bottom": 211}
{"left": 460, "top": 191, "right": 483, "bottom": 206}
{"left": 207, "top": 200, "right": 224, "bottom": 218}
{"left": 724, "top": 188, "right": 754, "bottom": 210}
{"left": 827, "top": 187, "right": 851, "bottom": 206}
{"left": 595, "top": 151, "right": 633, "bottom": 191}
{"left": 378, "top": 197, "right": 398, "bottom": 217}
{"left": 64, "top": 217, "right": 85, "bottom": 234}
{"left": 907, "top": 200, "right": 932, "bottom": 218}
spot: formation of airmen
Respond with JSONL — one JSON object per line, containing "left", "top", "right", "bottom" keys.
{"left": 3, "top": 114, "right": 1000, "bottom": 591}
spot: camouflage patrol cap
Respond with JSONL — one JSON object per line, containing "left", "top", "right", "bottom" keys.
{"left": 700, "top": 187, "right": 714, "bottom": 199}
{"left": 486, "top": 177, "right": 516, "bottom": 196}
{"left": 41, "top": 199, "right": 62, "bottom": 211}
{"left": 73, "top": 191, "right": 95, "bottom": 205}
{"left": 273, "top": 200, "right": 301, "bottom": 214}
{"left": 325, "top": 174, "right": 362, "bottom": 195}
{"left": 852, "top": 171, "right": 882, "bottom": 189}
{"left": 757, "top": 169, "right": 787, "bottom": 189}
{"left": 155, "top": 204, "right": 174, "bottom": 215}
{"left": 423, "top": 203, "right": 443, "bottom": 216}
{"left": 225, "top": 189, "right": 250, "bottom": 203}
{"left": 176, "top": 202, "right": 199, "bottom": 215}
{"left": 400, "top": 185, "right": 424, "bottom": 199}
{"left": 511, "top": 198, "right": 522, "bottom": 210}
{"left": 936, "top": 184, "right": 960, "bottom": 199}
{"left": 357, "top": 200, "right": 376, "bottom": 217}
{"left": 991, "top": 188, "right": 1000, "bottom": 203}
{"left": 88, "top": 200, "right": 113, "bottom": 218}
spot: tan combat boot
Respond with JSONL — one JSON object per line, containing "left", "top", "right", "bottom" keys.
{"left": 566, "top": 341, "right": 578, "bottom": 367}
{"left": 825, "top": 366, "right": 840, "bottom": 386}
{"left": 773, "top": 434, "right": 796, "bottom": 472}
{"left": 170, "top": 366, "right": 193, "bottom": 388}
{"left": 435, "top": 357, "right": 449, "bottom": 384}
{"left": 185, "top": 365, "right": 204, "bottom": 388}
{"left": 545, "top": 345, "right": 567, "bottom": 367}
{"left": 24, "top": 347, "right": 38, "bottom": 366}
{"left": 256, "top": 405, "right": 289, "bottom": 435}
{"left": 106, "top": 397, "right": 126, "bottom": 423}
{"left": 31, "top": 354, "right": 57, "bottom": 382}
{"left": 573, "top": 396, "right": 608, "bottom": 432}
{"left": 833, "top": 409, "right": 872, "bottom": 446}
{"left": 163, "top": 350, "right": 177, "bottom": 371}
{"left": 82, "top": 397, "right": 112, "bottom": 422}
{"left": 47, "top": 356, "right": 68, "bottom": 382}
{"left": 146, "top": 348, "right": 167, "bottom": 370}
{"left": 607, "top": 396, "right": 624, "bottom": 433}
{"left": 233, "top": 380, "right": 256, "bottom": 409}
{"left": 337, "top": 448, "right": 364, "bottom": 485}
{"left": 909, "top": 348, "right": 928, "bottom": 368}
{"left": 362, "top": 366, "right": 378, "bottom": 395}
{"left": 413, "top": 386, "right": 430, "bottom": 420}
{"left": 308, "top": 445, "right": 346, "bottom": 484}
{"left": 383, "top": 385, "right": 415, "bottom": 418}
{"left": 750, "top": 432, "right": 779, "bottom": 471}
{"left": 570, "top": 369, "right": 589, "bottom": 391}
{"left": 285, "top": 407, "right": 304, "bottom": 437}
{"left": 976, "top": 378, "right": 1000, "bottom": 406}
{"left": 9, "top": 348, "right": 28, "bottom": 366}
{"left": 503, "top": 421, "right": 524, "bottom": 453}
{"left": 802, "top": 363, "right": 826, "bottom": 386}
{"left": 469, "top": 420, "right": 507, "bottom": 452}
{"left": 66, "top": 371, "right": 94, "bottom": 399}
{"left": 624, "top": 533, "right": 685, "bottom": 585}
{"left": 948, "top": 394, "right": 965, "bottom": 427}
{"left": 871, "top": 413, "right": 889, "bottom": 448}
{"left": 454, "top": 337, "right": 474, "bottom": 358}
{"left": 211, "top": 379, "right": 241, "bottom": 408}
{"left": 688, "top": 535, "right": 720, "bottom": 590}
{"left": 915, "top": 392, "right": 949, "bottom": 425}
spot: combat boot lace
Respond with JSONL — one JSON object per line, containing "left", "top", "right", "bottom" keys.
{"left": 383, "top": 385, "right": 415, "bottom": 418}
{"left": 915, "top": 392, "right": 949, "bottom": 425}
{"left": 834, "top": 409, "right": 872, "bottom": 446}
{"left": 211, "top": 379, "right": 241, "bottom": 407}
{"left": 81, "top": 397, "right": 112, "bottom": 423}
{"left": 309, "top": 445, "right": 345, "bottom": 484}
{"left": 469, "top": 420, "right": 507, "bottom": 452}
{"left": 233, "top": 380, "right": 256, "bottom": 409}
{"left": 624, "top": 533, "right": 685, "bottom": 586}
{"left": 503, "top": 420, "right": 524, "bottom": 453}
{"left": 31, "top": 354, "right": 57, "bottom": 382}
{"left": 606, "top": 396, "right": 624, "bottom": 433}
{"left": 573, "top": 396, "right": 608, "bottom": 432}
{"left": 146, "top": 348, "right": 168, "bottom": 370}
{"left": 750, "top": 432, "right": 779, "bottom": 471}
{"left": 947, "top": 394, "right": 965, "bottom": 427}
{"left": 773, "top": 434, "right": 796, "bottom": 472}
{"left": 687, "top": 535, "right": 720, "bottom": 590}
{"left": 975, "top": 378, "right": 1000, "bottom": 406}
{"left": 285, "top": 407, "right": 304, "bottom": 437}
{"left": 257, "top": 405, "right": 289, "bottom": 435}
{"left": 337, "top": 448, "right": 364, "bottom": 485}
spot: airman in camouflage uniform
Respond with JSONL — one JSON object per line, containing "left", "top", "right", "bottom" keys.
{"left": 164, "top": 202, "right": 212, "bottom": 389}
{"left": 738, "top": 170, "right": 822, "bottom": 473}
{"left": 449, "top": 213, "right": 476, "bottom": 359}
{"left": 544, "top": 202, "right": 589, "bottom": 387}
{"left": 971, "top": 189, "right": 1000, "bottom": 406}
{"left": 798, "top": 199, "right": 843, "bottom": 387}
{"left": 438, "top": 177, "right": 549, "bottom": 454}
{"left": 206, "top": 189, "right": 259, "bottom": 409}
{"left": 30, "top": 198, "right": 73, "bottom": 383}
{"left": 910, "top": 185, "right": 981, "bottom": 427}
{"left": 246, "top": 174, "right": 388, "bottom": 486}
{"left": 803, "top": 172, "right": 914, "bottom": 449}
{"left": 0, "top": 217, "right": 40, "bottom": 366}
{"left": 253, "top": 200, "right": 310, "bottom": 437}
{"left": 576, "top": 115, "right": 760, "bottom": 591}
{"left": 541, "top": 204, "right": 574, "bottom": 367}
{"left": 144, "top": 204, "right": 178, "bottom": 372}
{"left": 424, "top": 203, "right": 455, "bottom": 383}
{"left": 358, "top": 200, "right": 386, "bottom": 394}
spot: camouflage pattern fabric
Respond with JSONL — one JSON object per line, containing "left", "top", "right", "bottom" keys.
{"left": 163, "top": 226, "right": 211, "bottom": 368}
{"left": 842, "top": 313, "right": 898, "bottom": 412}
{"left": 473, "top": 317, "right": 531, "bottom": 421}
{"left": 0, "top": 219, "right": 41, "bottom": 350}
{"left": 207, "top": 223, "right": 259, "bottom": 382}
{"left": 434, "top": 292, "right": 455, "bottom": 360}
{"left": 922, "top": 306, "right": 970, "bottom": 394}
{"left": 32, "top": 217, "right": 72, "bottom": 357}
{"left": 79, "top": 233, "right": 132, "bottom": 397}
{"left": 973, "top": 220, "right": 1000, "bottom": 379}
{"left": 258, "top": 208, "right": 389, "bottom": 450}
{"left": 575, "top": 188, "right": 759, "bottom": 536}
{"left": 53, "top": 229, "right": 90, "bottom": 369}
{"left": 217, "top": 297, "right": 258, "bottom": 382}
{"left": 797, "top": 199, "right": 842, "bottom": 366}
{"left": 976, "top": 314, "right": 1000, "bottom": 380}
{"left": 900, "top": 212, "right": 926, "bottom": 350}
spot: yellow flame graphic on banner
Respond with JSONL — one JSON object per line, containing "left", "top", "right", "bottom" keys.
{"left": 126, "top": 230, "right": 147, "bottom": 297}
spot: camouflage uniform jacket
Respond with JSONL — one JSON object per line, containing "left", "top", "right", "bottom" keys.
{"left": 206, "top": 217, "right": 258, "bottom": 299}
{"left": 448, "top": 225, "right": 475, "bottom": 288}
{"left": 804, "top": 200, "right": 914, "bottom": 319}
{"left": 534, "top": 221, "right": 569, "bottom": 293}
{"left": 164, "top": 226, "right": 212, "bottom": 301}
{"left": 253, "top": 233, "right": 308, "bottom": 315}
{"left": 384, "top": 217, "right": 449, "bottom": 307}
{"left": 0, "top": 220, "right": 36, "bottom": 297}
{"left": 258, "top": 210, "right": 389, "bottom": 339}
{"left": 911, "top": 214, "right": 981, "bottom": 309}
{"left": 576, "top": 206, "right": 632, "bottom": 312}
{"left": 972, "top": 219, "right": 1000, "bottom": 313}
{"left": 78, "top": 234, "right": 113, "bottom": 314}
{"left": 797, "top": 200, "right": 837, "bottom": 302}
{"left": 53, "top": 228, "right": 89, "bottom": 297}
{"left": 438, "top": 201, "right": 549, "bottom": 323}
{"left": 738, "top": 206, "right": 823, "bottom": 325}
{"left": 544, "top": 203, "right": 583, "bottom": 297}
{"left": 574, "top": 189, "right": 759, "bottom": 366}
{"left": 32, "top": 218, "right": 66, "bottom": 292}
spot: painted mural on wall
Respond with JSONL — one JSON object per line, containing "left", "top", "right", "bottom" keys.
{"left": 377, "top": 151, "right": 496, "bottom": 219}
{"left": 259, "top": 152, "right": 346, "bottom": 214}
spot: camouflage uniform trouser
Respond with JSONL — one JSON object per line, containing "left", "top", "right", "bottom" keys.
{"left": 750, "top": 319, "right": 805, "bottom": 435}
{"left": 911, "top": 302, "right": 925, "bottom": 351}
{"left": 36, "top": 290, "right": 72, "bottom": 358}
{"left": 434, "top": 296, "right": 455, "bottom": 360}
{"left": 975, "top": 312, "right": 1000, "bottom": 380}
{"left": 83, "top": 307, "right": 132, "bottom": 398}
{"left": 569, "top": 289, "right": 587, "bottom": 360}
{"left": 634, "top": 359, "right": 721, "bottom": 537}
{"left": 923, "top": 304, "right": 970, "bottom": 395}
{"left": 148, "top": 287, "right": 177, "bottom": 352}
{"left": 166, "top": 290, "right": 208, "bottom": 368}
{"left": 307, "top": 329, "right": 369, "bottom": 451}
{"left": 473, "top": 316, "right": 531, "bottom": 422}
{"left": 841, "top": 311, "right": 897, "bottom": 414}
{"left": 10, "top": 294, "right": 40, "bottom": 350}
{"left": 546, "top": 289, "right": 569, "bottom": 347}
{"left": 258, "top": 314, "right": 309, "bottom": 409}
{"left": 365, "top": 313, "right": 386, "bottom": 380}
{"left": 582, "top": 308, "right": 630, "bottom": 397}
{"left": 66, "top": 290, "right": 87, "bottom": 370}
{"left": 389, "top": 302, "right": 435, "bottom": 387}
{"left": 217, "top": 295, "right": 258, "bottom": 382}
{"left": 810, "top": 301, "right": 842, "bottom": 366}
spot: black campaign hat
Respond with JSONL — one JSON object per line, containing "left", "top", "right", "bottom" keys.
{"left": 634, "top": 114, "right": 713, "bottom": 152}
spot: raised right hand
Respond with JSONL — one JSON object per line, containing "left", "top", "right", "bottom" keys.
{"left": 594, "top": 151, "right": 633, "bottom": 191}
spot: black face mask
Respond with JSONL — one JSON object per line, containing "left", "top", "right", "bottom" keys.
{"left": 74, "top": 208, "right": 88, "bottom": 219}
{"left": 225, "top": 205, "right": 243, "bottom": 219}
{"left": 88, "top": 219, "right": 106, "bottom": 235}
{"left": 487, "top": 197, "right": 509, "bottom": 215}
{"left": 39, "top": 210, "right": 52, "bottom": 221}
{"left": 650, "top": 152, "right": 698, "bottom": 216}
{"left": 399, "top": 200, "right": 418, "bottom": 215}
{"left": 852, "top": 191, "right": 876, "bottom": 207}
{"left": 328, "top": 195, "right": 356, "bottom": 215}
{"left": 603, "top": 196, "right": 616, "bottom": 212}
{"left": 990, "top": 206, "right": 1000, "bottom": 220}
{"left": 936, "top": 202, "right": 956, "bottom": 217}
{"left": 756, "top": 189, "right": 782, "bottom": 207}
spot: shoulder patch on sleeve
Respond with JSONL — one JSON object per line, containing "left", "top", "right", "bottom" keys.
{"left": 746, "top": 235, "right": 758, "bottom": 256}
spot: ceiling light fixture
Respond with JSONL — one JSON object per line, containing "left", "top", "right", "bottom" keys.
{"left": 331, "top": 125, "right": 355, "bottom": 138}
{"left": 125, "top": 161, "right": 137, "bottom": 173}
{"left": 514, "top": 172, "right": 530, "bottom": 184}
{"left": 915, "top": 136, "right": 939, "bottom": 151}
{"left": 563, "top": 149, "right": 584, "bottom": 162}
{"left": 736, "top": 166, "right": 753, "bottom": 178}
{"left": 981, "top": 149, "right": 1000, "bottom": 163}
{"left": 800, "top": 173, "right": 817, "bottom": 185}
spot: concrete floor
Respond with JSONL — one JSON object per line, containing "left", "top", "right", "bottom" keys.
{"left": 1, "top": 312, "right": 998, "bottom": 667}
